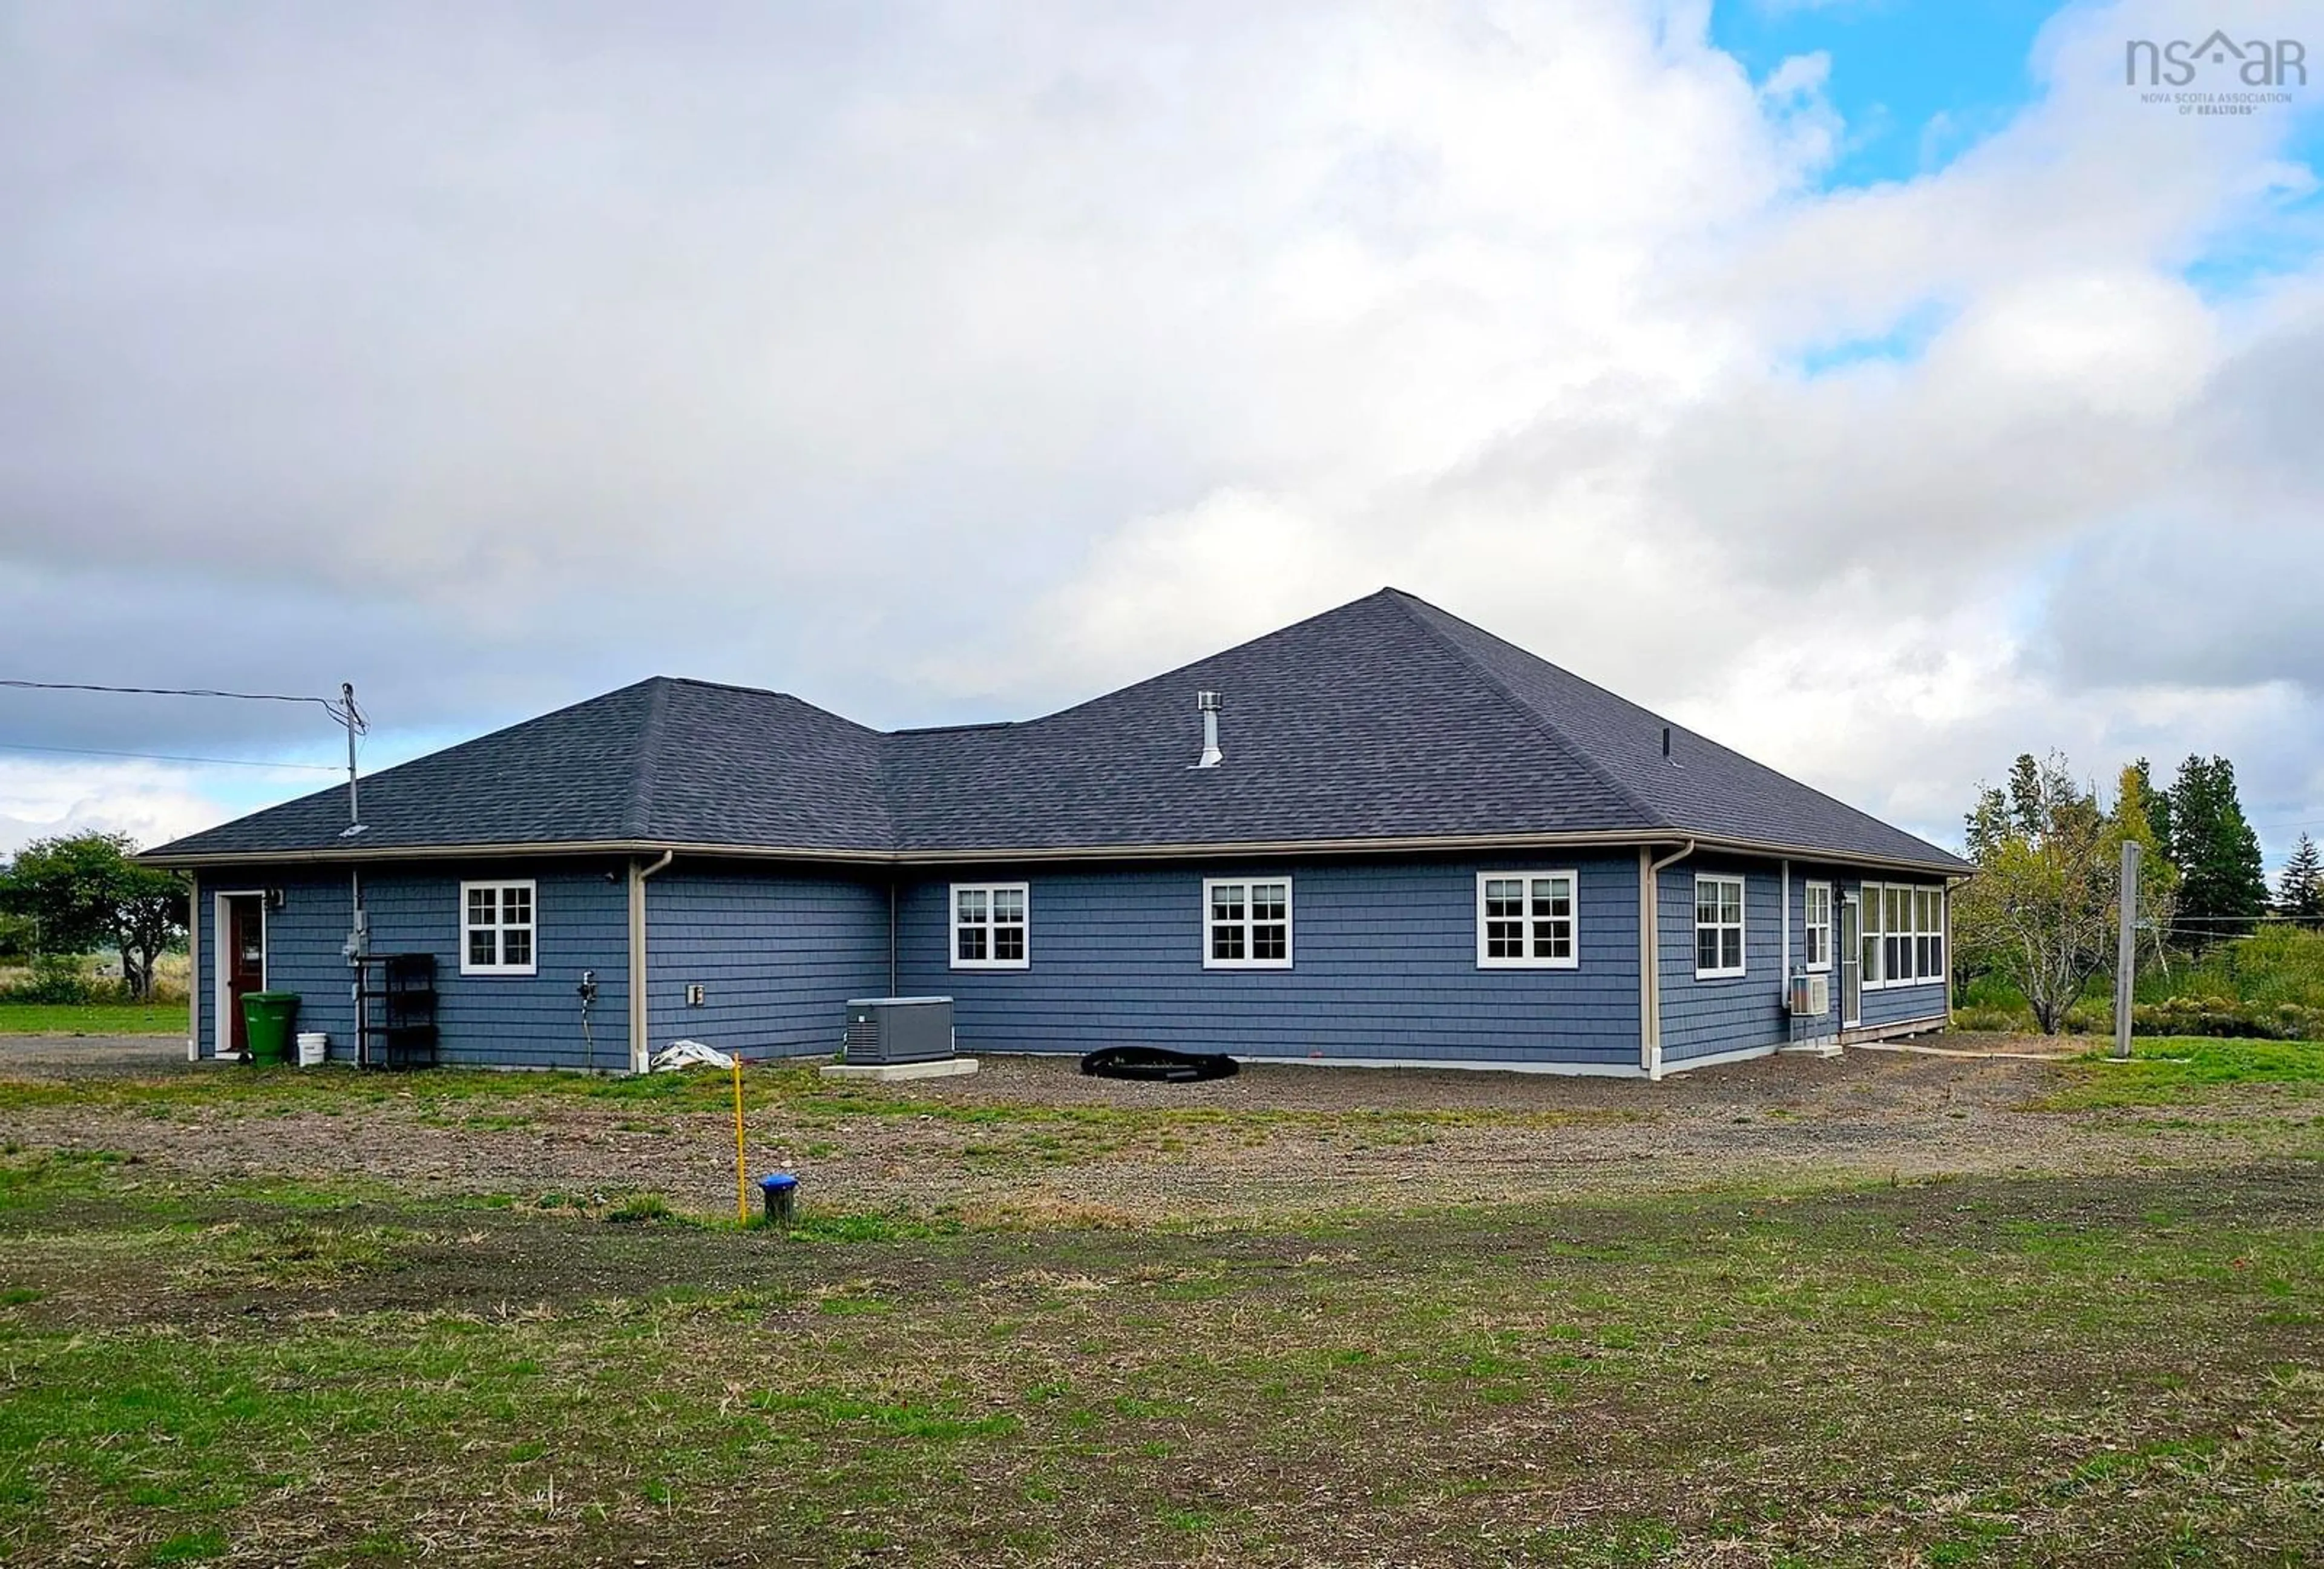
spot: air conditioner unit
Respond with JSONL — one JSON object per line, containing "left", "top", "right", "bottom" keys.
{"left": 1788, "top": 973, "right": 1831, "bottom": 1016}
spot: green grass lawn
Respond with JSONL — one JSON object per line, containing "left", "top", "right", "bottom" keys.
{"left": 2035, "top": 1035, "right": 2324, "bottom": 1110}
{"left": 1, "top": 1147, "right": 2319, "bottom": 1566}
{"left": 0, "top": 1002, "right": 187, "bottom": 1036}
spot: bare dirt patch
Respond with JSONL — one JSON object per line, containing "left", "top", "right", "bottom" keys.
{"left": 5, "top": 1040, "right": 2314, "bottom": 1225}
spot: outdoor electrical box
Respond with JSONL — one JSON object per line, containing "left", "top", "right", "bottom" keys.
{"left": 842, "top": 997, "right": 955, "bottom": 1065}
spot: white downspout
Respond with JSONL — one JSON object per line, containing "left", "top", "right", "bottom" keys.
{"left": 186, "top": 872, "right": 200, "bottom": 1062}
{"left": 1781, "top": 860, "right": 1791, "bottom": 1048}
{"left": 1640, "top": 840, "right": 1696, "bottom": 1082}
{"left": 627, "top": 850, "right": 674, "bottom": 1073}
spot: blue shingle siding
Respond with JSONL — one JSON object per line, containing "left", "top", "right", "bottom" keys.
{"left": 1862, "top": 979, "right": 1948, "bottom": 1027}
{"left": 645, "top": 866, "right": 890, "bottom": 1061}
{"left": 1656, "top": 859, "right": 1790, "bottom": 1064}
{"left": 192, "top": 858, "right": 631, "bottom": 1069}
{"left": 1771, "top": 864, "right": 1850, "bottom": 1041}
{"left": 193, "top": 867, "right": 368, "bottom": 1064}
{"left": 894, "top": 855, "right": 1642, "bottom": 1067}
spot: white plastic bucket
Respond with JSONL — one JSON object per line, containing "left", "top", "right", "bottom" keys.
{"left": 295, "top": 1031, "right": 329, "bottom": 1068}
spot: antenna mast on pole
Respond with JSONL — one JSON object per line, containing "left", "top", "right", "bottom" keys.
{"left": 333, "top": 682, "right": 371, "bottom": 965}
{"left": 343, "top": 682, "right": 361, "bottom": 829}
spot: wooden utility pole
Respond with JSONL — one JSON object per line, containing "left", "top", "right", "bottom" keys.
{"left": 2113, "top": 839, "right": 2142, "bottom": 1061}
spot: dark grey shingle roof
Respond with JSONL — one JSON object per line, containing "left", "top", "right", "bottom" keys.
{"left": 146, "top": 679, "right": 891, "bottom": 860}
{"left": 1390, "top": 594, "right": 1965, "bottom": 870}
{"left": 881, "top": 590, "right": 1655, "bottom": 850}
{"left": 145, "top": 590, "right": 1965, "bottom": 872}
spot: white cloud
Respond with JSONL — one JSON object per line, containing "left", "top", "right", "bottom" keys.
{"left": 1, "top": 0, "right": 2320, "bottom": 863}
{"left": 0, "top": 760, "right": 232, "bottom": 858}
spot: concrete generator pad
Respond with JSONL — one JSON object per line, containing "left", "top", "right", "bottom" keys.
{"left": 818, "top": 1057, "right": 980, "bottom": 1083}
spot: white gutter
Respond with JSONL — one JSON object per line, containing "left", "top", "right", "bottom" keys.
{"left": 626, "top": 850, "right": 674, "bottom": 1073}
{"left": 139, "top": 829, "right": 1968, "bottom": 878}
{"left": 1639, "top": 840, "right": 1696, "bottom": 1082}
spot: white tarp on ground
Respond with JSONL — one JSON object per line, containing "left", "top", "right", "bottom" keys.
{"left": 648, "top": 1039, "right": 735, "bottom": 1073}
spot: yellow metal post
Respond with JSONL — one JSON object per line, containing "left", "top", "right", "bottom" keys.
{"left": 733, "top": 1058, "right": 749, "bottom": 1223}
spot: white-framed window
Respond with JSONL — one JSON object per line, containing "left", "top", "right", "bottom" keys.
{"left": 951, "top": 883, "right": 1028, "bottom": 969}
{"left": 461, "top": 880, "right": 536, "bottom": 976}
{"left": 1204, "top": 877, "right": 1291, "bottom": 969}
{"left": 1803, "top": 881, "right": 1832, "bottom": 972}
{"left": 1862, "top": 883, "right": 1944, "bottom": 987}
{"left": 1693, "top": 873, "right": 1745, "bottom": 979}
{"left": 1476, "top": 871, "right": 1578, "bottom": 969}
{"left": 1884, "top": 884, "right": 1911, "bottom": 985}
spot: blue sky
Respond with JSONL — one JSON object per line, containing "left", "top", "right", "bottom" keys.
{"left": 3, "top": 1, "right": 2322, "bottom": 871}
{"left": 1712, "top": 0, "right": 2058, "bottom": 188}
{"left": 1718, "top": 1, "right": 2324, "bottom": 305}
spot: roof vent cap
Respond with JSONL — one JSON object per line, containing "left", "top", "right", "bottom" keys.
{"left": 1194, "top": 691, "right": 1223, "bottom": 769}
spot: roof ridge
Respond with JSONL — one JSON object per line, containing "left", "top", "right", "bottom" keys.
{"left": 1380, "top": 591, "right": 1670, "bottom": 831}
{"left": 1018, "top": 588, "right": 1408, "bottom": 727}
{"left": 624, "top": 677, "right": 672, "bottom": 838}
{"left": 887, "top": 719, "right": 1017, "bottom": 737}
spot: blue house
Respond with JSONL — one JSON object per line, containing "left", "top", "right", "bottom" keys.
{"left": 146, "top": 590, "right": 1966, "bottom": 1077}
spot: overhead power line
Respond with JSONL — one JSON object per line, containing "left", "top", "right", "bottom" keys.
{"left": 0, "top": 678, "right": 364, "bottom": 731}
{"left": 2164, "top": 912, "right": 2320, "bottom": 924}
{"left": 0, "top": 740, "right": 344, "bottom": 773}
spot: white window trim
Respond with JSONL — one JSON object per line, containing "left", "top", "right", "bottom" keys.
{"left": 1803, "top": 881, "right": 1833, "bottom": 974}
{"left": 1862, "top": 881, "right": 1944, "bottom": 989}
{"left": 1474, "top": 870, "right": 1580, "bottom": 970}
{"left": 460, "top": 879, "right": 538, "bottom": 977}
{"left": 1693, "top": 873, "right": 1747, "bottom": 981}
{"left": 949, "top": 881, "right": 1030, "bottom": 971}
{"left": 1202, "top": 876, "right": 1293, "bottom": 970}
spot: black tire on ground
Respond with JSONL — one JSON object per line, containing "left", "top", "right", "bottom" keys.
{"left": 1078, "top": 1046, "right": 1240, "bottom": 1082}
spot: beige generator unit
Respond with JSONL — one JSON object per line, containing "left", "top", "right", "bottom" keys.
{"left": 842, "top": 996, "right": 956, "bottom": 1065}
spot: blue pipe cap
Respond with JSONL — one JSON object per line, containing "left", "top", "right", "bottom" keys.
{"left": 758, "top": 1173, "right": 799, "bottom": 1192}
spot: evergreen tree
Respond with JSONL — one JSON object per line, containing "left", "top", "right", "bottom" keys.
{"left": 2279, "top": 832, "right": 2324, "bottom": 929}
{"left": 1963, "top": 784, "right": 2010, "bottom": 863}
{"left": 2166, "top": 755, "right": 2269, "bottom": 946}
{"left": 2006, "top": 753, "right": 2046, "bottom": 837}
{"left": 2129, "top": 758, "right": 2172, "bottom": 854}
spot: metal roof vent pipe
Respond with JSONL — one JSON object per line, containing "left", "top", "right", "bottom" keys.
{"left": 1195, "top": 691, "right": 1224, "bottom": 768}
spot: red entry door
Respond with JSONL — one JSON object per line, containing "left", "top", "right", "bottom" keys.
{"left": 225, "top": 896, "right": 265, "bottom": 1054}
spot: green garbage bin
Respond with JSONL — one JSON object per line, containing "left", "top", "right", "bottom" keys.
{"left": 241, "top": 992, "right": 300, "bottom": 1065}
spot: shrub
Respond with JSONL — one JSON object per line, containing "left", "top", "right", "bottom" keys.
{"left": 2130, "top": 994, "right": 2322, "bottom": 1041}
{"left": 0, "top": 956, "right": 129, "bottom": 1006}
{"left": 2142, "top": 927, "right": 2324, "bottom": 1013}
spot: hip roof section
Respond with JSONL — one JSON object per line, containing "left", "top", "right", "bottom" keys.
{"left": 145, "top": 588, "right": 1967, "bottom": 873}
